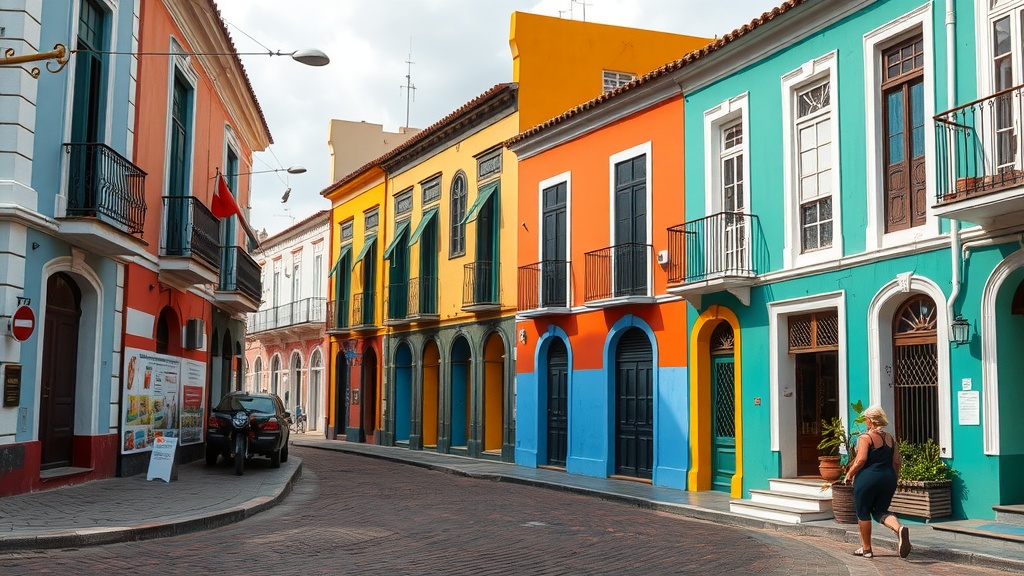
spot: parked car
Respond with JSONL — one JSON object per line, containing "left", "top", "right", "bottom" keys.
{"left": 206, "top": 391, "right": 290, "bottom": 475}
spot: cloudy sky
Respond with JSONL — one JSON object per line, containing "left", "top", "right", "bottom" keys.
{"left": 216, "top": 0, "right": 784, "bottom": 237}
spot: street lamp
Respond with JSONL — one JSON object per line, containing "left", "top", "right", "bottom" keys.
{"left": 237, "top": 165, "right": 307, "bottom": 176}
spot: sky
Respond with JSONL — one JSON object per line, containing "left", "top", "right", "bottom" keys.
{"left": 215, "top": 0, "right": 785, "bottom": 237}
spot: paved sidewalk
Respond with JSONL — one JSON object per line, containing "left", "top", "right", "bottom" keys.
{"left": 4, "top": 435, "right": 1024, "bottom": 574}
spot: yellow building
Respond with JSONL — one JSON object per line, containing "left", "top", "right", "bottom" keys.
{"left": 324, "top": 12, "right": 708, "bottom": 460}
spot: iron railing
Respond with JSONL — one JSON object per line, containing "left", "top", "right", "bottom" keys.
{"left": 583, "top": 243, "right": 650, "bottom": 302}
{"left": 935, "top": 83, "right": 1024, "bottom": 202}
{"left": 407, "top": 276, "right": 438, "bottom": 317}
{"left": 387, "top": 282, "right": 408, "bottom": 320}
{"left": 63, "top": 142, "right": 147, "bottom": 235}
{"left": 326, "top": 299, "right": 349, "bottom": 331}
{"left": 248, "top": 297, "right": 326, "bottom": 333}
{"left": 463, "top": 261, "right": 500, "bottom": 308}
{"left": 518, "top": 260, "right": 569, "bottom": 311}
{"left": 161, "top": 196, "right": 220, "bottom": 269}
{"left": 351, "top": 291, "right": 375, "bottom": 328}
{"left": 217, "top": 246, "right": 261, "bottom": 302}
{"left": 666, "top": 212, "right": 762, "bottom": 284}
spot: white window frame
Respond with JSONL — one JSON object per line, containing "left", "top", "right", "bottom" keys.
{"left": 608, "top": 142, "right": 653, "bottom": 298}
{"left": 704, "top": 94, "right": 750, "bottom": 219}
{"left": 863, "top": 4, "right": 937, "bottom": 251}
{"left": 978, "top": 1, "right": 1024, "bottom": 96}
{"left": 537, "top": 171, "right": 572, "bottom": 307}
{"left": 782, "top": 51, "right": 842, "bottom": 268}
{"left": 603, "top": 70, "right": 636, "bottom": 92}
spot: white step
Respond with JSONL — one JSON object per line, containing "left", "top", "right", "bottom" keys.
{"left": 768, "top": 477, "right": 832, "bottom": 497}
{"left": 730, "top": 500, "right": 836, "bottom": 524}
{"left": 994, "top": 505, "right": 1024, "bottom": 527}
{"left": 749, "top": 488, "right": 834, "bottom": 513}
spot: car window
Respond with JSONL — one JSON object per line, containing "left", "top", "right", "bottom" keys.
{"left": 216, "top": 396, "right": 276, "bottom": 414}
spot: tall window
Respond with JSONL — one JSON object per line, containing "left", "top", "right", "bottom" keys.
{"left": 71, "top": 0, "right": 106, "bottom": 143}
{"left": 169, "top": 74, "right": 193, "bottom": 198}
{"left": 882, "top": 35, "right": 926, "bottom": 233}
{"left": 721, "top": 122, "right": 744, "bottom": 214}
{"left": 796, "top": 81, "right": 833, "bottom": 252}
{"left": 989, "top": 3, "right": 1024, "bottom": 170}
{"left": 450, "top": 172, "right": 467, "bottom": 257}
{"left": 892, "top": 294, "right": 939, "bottom": 445}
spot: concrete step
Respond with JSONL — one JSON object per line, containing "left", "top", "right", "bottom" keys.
{"left": 994, "top": 505, "right": 1024, "bottom": 527}
{"left": 749, "top": 488, "right": 834, "bottom": 513}
{"left": 730, "top": 499, "right": 835, "bottom": 524}
{"left": 768, "top": 478, "right": 831, "bottom": 498}
{"left": 931, "top": 520, "right": 1024, "bottom": 548}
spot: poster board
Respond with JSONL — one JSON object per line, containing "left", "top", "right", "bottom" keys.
{"left": 121, "top": 348, "right": 206, "bottom": 454}
{"left": 147, "top": 436, "right": 178, "bottom": 482}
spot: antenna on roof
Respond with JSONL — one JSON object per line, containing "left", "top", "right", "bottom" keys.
{"left": 400, "top": 39, "right": 416, "bottom": 130}
{"left": 571, "top": 0, "right": 591, "bottom": 21}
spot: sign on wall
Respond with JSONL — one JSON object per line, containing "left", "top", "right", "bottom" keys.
{"left": 121, "top": 348, "right": 207, "bottom": 454}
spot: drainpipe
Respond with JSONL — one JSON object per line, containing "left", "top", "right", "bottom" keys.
{"left": 945, "top": 0, "right": 961, "bottom": 337}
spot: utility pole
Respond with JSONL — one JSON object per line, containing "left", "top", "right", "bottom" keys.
{"left": 572, "top": 0, "right": 591, "bottom": 21}
{"left": 400, "top": 40, "right": 416, "bottom": 130}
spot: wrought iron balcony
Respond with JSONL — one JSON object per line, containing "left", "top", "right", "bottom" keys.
{"left": 215, "top": 246, "right": 261, "bottom": 313}
{"left": 666, "top": 212, "right": 762, "bottom": 307}
{"left": 249, "top": 297, "right": 326, "bottom": 334}
{"left": 583, "top": 243, "right": 651, "bottom": 305}
{"left": 407, "top": 276, "right": 439, "bottom": 320}
{"left": 518, "top": 260, "right": 569, "bottom": 315}
{"left": 462, "top": 261, "right": 500, "bottom": 312}
{"left": 350, "top": 291, "right": 376, "bottom": 330}
{"left": 935, "top": 84, "right": 1024, "bottom": 225}
{"left": 160, "top": 196, "right": 221, "bottom": 283}
{"left": 326, "top": 298, "right": 349, "bottom": 332}
{"left": 386, "top": 282, "right": 409, "bottom": 322}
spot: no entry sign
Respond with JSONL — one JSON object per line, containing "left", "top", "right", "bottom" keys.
{"left": 11, "top": 305, "right": 35, "bottom": 342}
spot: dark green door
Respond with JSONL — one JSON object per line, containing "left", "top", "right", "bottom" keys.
{"left": 541, "top": 182, "right": 567, "bottom": 307}
{"left": 613, "top": 155, "right": 646, "bottom": 297}
{"left": 615, "top": 329, "right": 653, "bottom": 479}
{"left": 475, "top": 195, "right": 497, "bottom": 303}
{"left": 419, "top": 219, "right": 438, "bottom": 314}
{"left": 546, "top": 338, "right": 568, "bottom": 466}
{"left": 711, "top": 355, "right": 736, "bottom": 492}
{"left": 389, "top": 230, "right": 409, "bottom": 319}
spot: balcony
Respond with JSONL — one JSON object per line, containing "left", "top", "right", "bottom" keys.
{"left": 583, "top": 243, "right": 654, "bottom": 308}
{"left": 934, "top": 84, "right": 1024, "bottom": 226}
{"left": 462, "top": 262, "right": 500, "bottom": 312}
{"left": 518, "top": 260, "right": 570, "bottom": 317}
{"left": 159, "top": 196, "right": 221, "bottom": 287}
{"left": 666, "top": 212, "right": 762, "bottom": 308}
{"left": 385, "top": 282, "right": 409, "bottom": 325}
{"left": 59, "top": 142, "right": 147, "bottom": 255}
{"left": 214, "top": 246, "right": 261, "bottom": 315}
{"left": 384, "top": 277, "right": 439, "bottom": 326}
{"left": 249, "top": 297, "right": 326, "bottom": 337}
{"left": 350, "top": 291, "right": 377, "bottom": 331}
{"left": 325, "top": 299, "right": 349, "bottom": 333}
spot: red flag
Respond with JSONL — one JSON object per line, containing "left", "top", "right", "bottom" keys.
{"left": 213, "top": 174, "right": 261, "bottom": 249}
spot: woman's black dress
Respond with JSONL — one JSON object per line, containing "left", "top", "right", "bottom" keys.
{"left": 852, "top": 432, "right": 897, "bottom": 522}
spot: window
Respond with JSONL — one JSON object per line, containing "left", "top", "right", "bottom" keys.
{"left": 882, "top": 35, "right": 926, "bottom": 233}
{"left": 168, "top": 73, "right": 193, "bottom": 197}
{"left": 985, "top": 2, "right": 1024, "bottom": 170}
{"left": 450, "top": 171, "right": 467, "bottom": 257}
{"left": 365, "top": 207, "right": 379, "bottom": 231}
{"left": 395, "top": 189, "right": 413, "bottom": 216}
{"left": 892, "top": 294, "right": 939, "bottom": 445}
{"left": 477, "top": 149, "right": 502, "bottom": 181}
{"left": 796, "top": 81, "right": 833, "bottom": 252}
{"left": 721, "top": 122, "right": 744, "bottom": 215}
{"left": 71, "top": 0, "right": 107, "bottom": 143}
{"left": 340, "top": 219, "right": 354, "bottom": 242}
{"left": 421, "top": 175, "right": 441, "bottom": 205}
{"left": 603, "top": 70, "right": 636, "bottom": 93}
{"left": 704, "top": 95, "right": 749, "bottom": 276}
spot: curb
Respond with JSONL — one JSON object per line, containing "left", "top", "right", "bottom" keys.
{"left": 296, "top": 441, "right": 1024, "bottom": 574}
{"left": 0, "top": 460, "right": 302, "bottom": 552}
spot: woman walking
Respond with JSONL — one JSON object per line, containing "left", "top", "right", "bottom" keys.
{"left": 844, "top": 405, "right": 911, "bottom": 559}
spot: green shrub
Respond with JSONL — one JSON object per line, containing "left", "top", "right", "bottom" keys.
{"left": 898, "top": 439, "right": 956, "bottom": 482}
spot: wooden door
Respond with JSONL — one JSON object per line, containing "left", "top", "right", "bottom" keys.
{"left": 39, "top": 273, "right": 82, "bottom": 469}
{"left": 615, "top": 329, "right": 653, "bottom": 479}
{"left": 546, "top": 339, "right": 569, "bottom": 466}
{"left": 795, "top": 352, "right": 839, "bottom": 476}
{"left": 613, "top": 155, "right": 647, "bottom": 297}
{"left": 541, "top": 182, "right": 567, "bottom": 307}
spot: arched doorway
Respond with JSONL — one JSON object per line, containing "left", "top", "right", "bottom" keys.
{"left": 394, "top": 342, "right": 412, "bottom": 442}
{"left": 483, "top": 333, "right": 505, "bottom": 453}
{"left": 892, "top": 294, "right": 939, "bottom": 444}
{"left": 335, "top": 348, "right": 349, "bottom": 438}
{"left": 155, "top": 307, "right": 180, "bottom": 355}
{"left": 361, "top": 346, "right": 378, "bottom": 440}
{"left": 545, "top": 338, "right": 569, "bottom": 466}
{"left": 39, "top": 272, "right": 82, "bottom": 469}
{"left": 422, "top": 340, "right": 440, "bottom": 448}
{"left": 614, "top": 328, "right": 653, "bottom": 479}
{"left": 710, "top": 322, "right": 737, "bottom": 492}
{"left": 309, "top": 348, "right": 323, "bottom": 432}
{"left": 289, "top": 351, "right": 303, "bottom": 415}
{"left": 450, "top": 336, "right": 471, "bottom": 449}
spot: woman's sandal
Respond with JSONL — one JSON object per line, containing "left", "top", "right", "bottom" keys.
{"left": 854, "top": 547, "right": 873, "bottom": 558}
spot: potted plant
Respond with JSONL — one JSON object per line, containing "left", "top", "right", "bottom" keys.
{"left": 818, "top": 401, "right": 866, "bottom": 524}
{"left": 890, "top": 439, "right": 955, "bottom": 520}
{"left": 816, "top": 417, "right": 845, "bottom": 483}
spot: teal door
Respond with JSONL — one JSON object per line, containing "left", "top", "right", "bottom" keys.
{"left": 711, "top": 355, "right": 736, "bottom": 493}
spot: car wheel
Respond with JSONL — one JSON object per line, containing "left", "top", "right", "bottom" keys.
{"left": 234, "top": 435, "right": 245, "bottom": 476}
{"left": 205, "top": 446, "right": 218, "bottom": 466}
{"left": 271, "top": 447, "right": 281, "bottom": 468}
{"left": 281, "top": 442, "right": 289, "bottom": 463}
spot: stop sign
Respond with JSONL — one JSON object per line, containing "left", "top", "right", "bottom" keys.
{"left": 11, "top": 305, "right": 35, "bottom": 342}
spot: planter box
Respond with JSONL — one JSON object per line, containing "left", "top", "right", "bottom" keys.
{"left": 831, "top": 482, "right": 857, "bottom": 524}
{"left": 890, "top": 480, "right": 952, "bottom": 520}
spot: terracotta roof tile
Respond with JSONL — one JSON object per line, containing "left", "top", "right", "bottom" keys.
{"left": 507, "top": 0, "right": 808, "bottom": 147}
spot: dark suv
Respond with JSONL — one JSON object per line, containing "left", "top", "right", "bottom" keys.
{"left": 206, "top": 391, "right": 290, "bottom": 474}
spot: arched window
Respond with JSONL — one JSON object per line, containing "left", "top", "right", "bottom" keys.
{"left": 270, "top": 354, "right": 282, "bottom": 395}
{"left": 450, "top": 171, "right": 467, "bottom": 256}
{"left": 892, "top": 294, "right": 938, "bottom": 444}
{"left": 252, "top": 357, "right": 263, "bottom": 392}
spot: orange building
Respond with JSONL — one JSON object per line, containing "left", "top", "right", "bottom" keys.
{"left": 509, "top": 80, "right": 694, "bottom": 486}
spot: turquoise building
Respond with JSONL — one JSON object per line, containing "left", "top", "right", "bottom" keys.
{"left": 668, "top": 0, "right": 1023, "bottom": 521}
